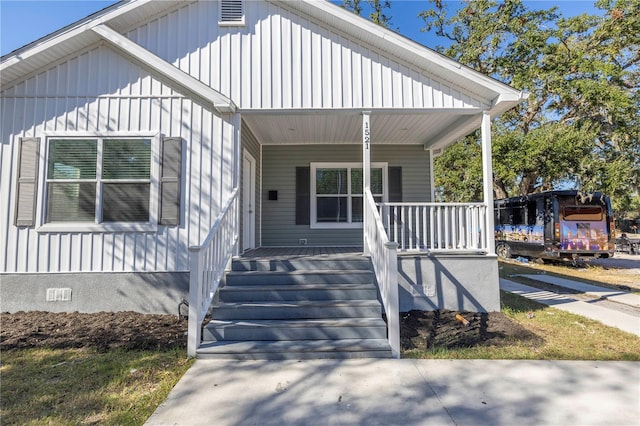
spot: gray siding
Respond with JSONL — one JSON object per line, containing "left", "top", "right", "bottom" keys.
{"left": 262, "top": 144, "right": 431, "bottom": 246}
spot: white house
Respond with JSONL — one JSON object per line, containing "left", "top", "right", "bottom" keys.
{"left": 0, "top": 0, "right": 525, "bottom": 357}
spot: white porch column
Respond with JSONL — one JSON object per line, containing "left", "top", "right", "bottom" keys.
{"left": 481, "top": 111, "right": 496, "bottom": 254}
{"left": 429, "top": 149, "right": 436, "bottom": 202}
{"left": 363, "top": 111, "right": 371, "bottom": 255}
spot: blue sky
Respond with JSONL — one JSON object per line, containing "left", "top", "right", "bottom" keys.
{"left": 1, "top": 0, "right": 599, "bottom": 57}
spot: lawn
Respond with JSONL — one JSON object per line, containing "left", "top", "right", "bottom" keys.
{"left": 2, "top": 291, "right": 639, "bottom": 425}
{"left": 0, "top": 347, "right": 193, "bottom": 425}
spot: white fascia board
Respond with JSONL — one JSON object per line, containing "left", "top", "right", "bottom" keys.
{"left": 91, "top": 24, "right": 236, "bottom": 115}
{"left": 1, "top": 0, "right": 151, "bottom": 68}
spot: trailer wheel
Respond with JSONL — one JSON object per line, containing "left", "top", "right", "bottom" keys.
{"left": 496, "top": 243, "right": 512, "bottom": 259}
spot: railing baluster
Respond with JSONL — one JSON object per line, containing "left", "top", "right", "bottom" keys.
{"left": 450, "top": 206, "right": 457, "bottom": 249}
{"left": 400, "top": 207, "right": 405, "bottom": 251}
{"left": 407, "top": 206, "right": 414, "bottom": 250}
{"left": 375, "top": 202, "right": 489, "bottom": 254}
{"left": 415, "top": 206, "right": 421, "bottom": 250}
{"left": 429, "top": 206, "right": 434, "bottom": 250}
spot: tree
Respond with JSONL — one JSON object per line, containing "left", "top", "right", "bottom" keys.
{"left": 422, "top": 0, "right": 640, "bottom": 214}
{"left": 342, "top": 0, "right": 393, "bottom": 28}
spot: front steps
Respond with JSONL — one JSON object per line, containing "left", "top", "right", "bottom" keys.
{"left": 196, "top": 254, "right": 392, "bottom": 359}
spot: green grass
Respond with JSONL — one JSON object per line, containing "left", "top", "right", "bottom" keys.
{"left": 403, "top": 291, "right": 640, "bottom": 360}
{"left": 0, "top": 348, "right": 193, "bottom": 425}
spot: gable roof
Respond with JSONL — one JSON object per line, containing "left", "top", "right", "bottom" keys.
{"left": 1, "top": 0, "right": 236, "bottom": 115}
{"left": 1, "top": 0, "right": 525, "bottom": 147}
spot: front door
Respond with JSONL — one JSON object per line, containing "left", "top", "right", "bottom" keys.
{"left": 242, "top": 151, "right": 256, "bottom": 252}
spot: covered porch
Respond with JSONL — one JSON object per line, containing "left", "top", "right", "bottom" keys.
{"left": 241, "top": 108, "right": 498, "bottom": 255}
{"left": 188, "top": 109, "right": 520, "bottom": 358}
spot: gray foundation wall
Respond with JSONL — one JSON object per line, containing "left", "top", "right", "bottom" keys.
{"left": 397, "top": 254, "right": 500, "bottom": 312}
{"left": 0, "top": 272, "right": 189, "bottom": 314}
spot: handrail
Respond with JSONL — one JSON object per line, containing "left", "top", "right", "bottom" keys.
{"left": 364, "top": 189, "right": 400, "bottom": 359}
{"left": 378, "top": 202, "right": 488, "bottom": 253}
{"left": 187, "top": 188, "right": 239, "bottom": 357}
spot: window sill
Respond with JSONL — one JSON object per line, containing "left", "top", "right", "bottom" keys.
{"left": 36, "top": 223, "right": 158, "bottom": 233}
{"left": 310, "top": 223, "right": 364, "bottom": 230}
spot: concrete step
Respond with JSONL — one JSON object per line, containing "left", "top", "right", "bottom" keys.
{"left": 232, "top": 257, "right": 372, "bottom": 272}
{"left": 212, "top": 300, "right": 382, "bottom": 320}
{"left": 196, "top": 338, "right": 393, "bottom": 360}
{"left": 219, "top": 283, "right": 378, "bottom": 302}
{"left": 203, "top": 318, "right": 388, "bottom": 341}
{"left": 224, "top": 270, "right": 374, "bottom": 286}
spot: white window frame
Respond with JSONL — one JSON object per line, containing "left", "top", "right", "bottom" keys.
{"left": 310, "top": 162, "right": 387, "bottom": 229}
{"left": 36, "top": 132, "right": 160, "bottom": 233}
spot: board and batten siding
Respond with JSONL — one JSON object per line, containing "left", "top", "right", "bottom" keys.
{"left": 261, "top": 144, "right": 431, "bottom": 246}
{"left": 124, "top": 0, "right": 486, "bottom": 112}
{"left": 0, "top": 44, "right": 239, "bottom": 274}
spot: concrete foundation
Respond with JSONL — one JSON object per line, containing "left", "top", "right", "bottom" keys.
{"left": 0, "top": 272, "right": 189, "bottom": 314}
{"left": 397, "top": 254, "right": 500, "bottom": 312}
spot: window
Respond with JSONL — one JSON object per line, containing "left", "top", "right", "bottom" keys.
{"left": 310, "top": 162, "right": 386, "bottom": 228}
{"left": 563, "top": 206, "right": 604, "bottom": 221}
{"left": 46, "top": 138, "right": 151, "bottom": 223}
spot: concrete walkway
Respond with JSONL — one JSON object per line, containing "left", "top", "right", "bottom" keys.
{"left": 500, "top": 279, "right": 640, "bottom": 337}
{"left": 513, "top": 274, "right": 640, "bottom": 307}
{"left": 145, "top": 359, "right": 639, "bottom": 425}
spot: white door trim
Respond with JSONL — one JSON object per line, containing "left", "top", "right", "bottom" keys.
{"left": 242, "top": 150, "right": 256, "bottom": 252}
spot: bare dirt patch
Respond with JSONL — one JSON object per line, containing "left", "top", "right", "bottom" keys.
{"left": 0, "top": 311, "right": 187, "bottom": 352}
{"left": 1, "top": 310, "right": 534, "bottom": 354}
{"left": 400, "top": 310, "right": 540, "bottom": 352}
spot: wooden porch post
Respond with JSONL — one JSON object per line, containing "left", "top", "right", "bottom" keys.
{"left": 481, "top": 112, "right": 496, "bottom": 254}
{"left": 363, "top": 111, "right": 371, "bottom": 256}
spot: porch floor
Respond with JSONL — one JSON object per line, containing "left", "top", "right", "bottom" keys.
{"left": 240, "top": 246, "right": 363, "bottom": 259}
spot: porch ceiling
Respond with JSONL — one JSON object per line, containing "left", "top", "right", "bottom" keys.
{"left": 242, "top": 110, "right": 483, "bottom": 148}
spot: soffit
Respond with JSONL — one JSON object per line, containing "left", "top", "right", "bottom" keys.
{"left": 242, "top": 110, "right": 482, "bottom": 148}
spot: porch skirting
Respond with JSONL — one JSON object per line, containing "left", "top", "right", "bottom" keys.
{"left": 0, "top": 272, "right": 189, "bottom": 314}
{"left": 397, "top": 254, "right": 500, "bottom": 312}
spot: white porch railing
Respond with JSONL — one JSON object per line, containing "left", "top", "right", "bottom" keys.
{"left": 364, "top": 190, "right": 400, "bottom": 359}
{"left": 378, "top": 202, "right": 488, "bottom": 254}
{"left": 187, "top": 189, "right": 239, "bottom": 357}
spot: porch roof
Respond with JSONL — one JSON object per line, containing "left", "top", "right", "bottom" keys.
{"left": 242, "top": 108, "right": 489, "bottom": 150}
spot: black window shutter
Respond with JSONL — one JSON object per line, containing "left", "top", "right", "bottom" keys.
{"left": 159, "top": 137, "right": 182, "bottom": 226}
{"left": 295, "top": 167, "right": 310, "bottom": 225}
{"left": 15, "top": 137, "right": 40, "bottom": 227}
{"left": 388, "top": 166, "right": 402, "bottom": 202}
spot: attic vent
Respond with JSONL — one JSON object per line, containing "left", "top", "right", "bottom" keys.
{"left": 219, "top": 0, "right": 245, "bottom": 25}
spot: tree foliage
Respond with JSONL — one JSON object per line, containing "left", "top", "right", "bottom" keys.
{"left": 342, "top": 0, "right": 393, "bottom": 27}
{"left": 421, "top": 0, "right": 640, "bottom": 214}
